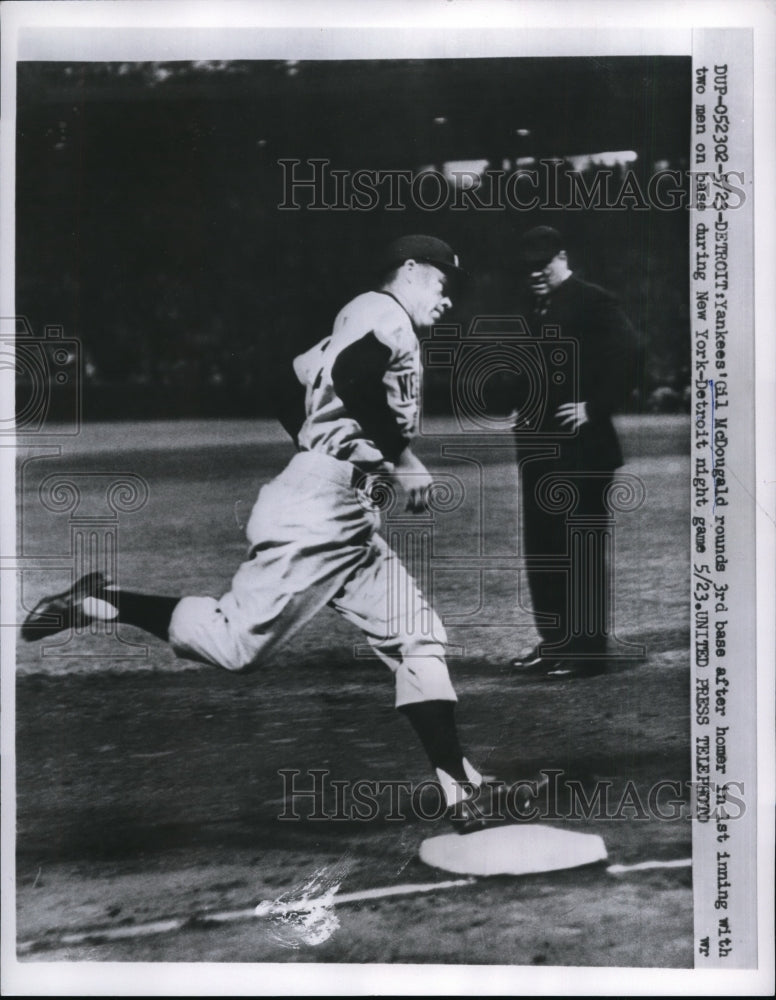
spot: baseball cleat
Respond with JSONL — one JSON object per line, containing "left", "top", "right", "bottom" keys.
{"left": 448, "top": 773, "right": 550, "bottom": 834}
{"left": 21, "top": 571, "right": 112, "bottom": 641}
{"left": 448, "top": 781, "right": 509, "bottom": 835}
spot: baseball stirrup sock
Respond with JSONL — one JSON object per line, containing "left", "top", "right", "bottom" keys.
{"left": 436, "top": 760, "right": 484, "bottom": 808}
{"left": 84, "top": 588, "right": 180, "bottom": 641}
{"left": 399, "top": 700, "right": 482, "bottom": 799}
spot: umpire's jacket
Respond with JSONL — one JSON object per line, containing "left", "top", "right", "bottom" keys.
{"left": 513, "top": 273, "right": 639, "bottom": 472}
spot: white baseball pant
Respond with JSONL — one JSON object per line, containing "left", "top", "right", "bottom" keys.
{"left": 168, "top": 450, "right": 456, "bottom": 707}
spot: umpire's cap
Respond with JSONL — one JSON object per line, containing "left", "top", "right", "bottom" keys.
{"left": 518, "top": 226, "right": 564, "bottom": 266}
{"left": 380, "top": 234, "right": 464, "bottom": 278}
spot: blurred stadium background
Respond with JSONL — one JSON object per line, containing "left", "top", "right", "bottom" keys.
{"left": 16, "top": 56, "right": 690, "bottom": 423}
{"left": 14, "top": 58, "right": 695, "bottom": 964}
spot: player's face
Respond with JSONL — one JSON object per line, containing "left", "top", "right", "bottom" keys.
{"left": 412, "top": 263, "right": 453, "bottom": 327}
{"left": 527, "top": 251, "right": 567, "bottom": 297}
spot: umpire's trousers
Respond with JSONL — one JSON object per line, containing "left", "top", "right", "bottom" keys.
{"left": 520, "top": 456, "right": 614, "bottom": 660}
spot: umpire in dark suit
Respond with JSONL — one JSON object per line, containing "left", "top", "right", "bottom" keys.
{"left": 510, "top": 226, "right": 638, "bottom": 679}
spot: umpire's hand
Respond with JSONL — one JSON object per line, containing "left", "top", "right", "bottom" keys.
{"left": 392, "top": 446, "right": 433, "bottom": 513}
{"left": 556, "top": 401, "right": 590, "bottom": 431}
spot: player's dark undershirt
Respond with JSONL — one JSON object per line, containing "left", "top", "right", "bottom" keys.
{"left": 331, "top": 332, "right": 410, "bottom": 463}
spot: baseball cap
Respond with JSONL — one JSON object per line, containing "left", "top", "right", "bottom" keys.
{"left": 518, "top": 226, "right": 564, "bottom": 266}
{"left": 380, "top": 234, "right": 463, "bottom": 276}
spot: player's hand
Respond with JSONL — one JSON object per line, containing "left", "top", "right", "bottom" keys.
{"left": 555, "top": 402, "right": 589, "bottom": 430}
{"left": 392, "top": 447, "right": 433, "bottom": 513}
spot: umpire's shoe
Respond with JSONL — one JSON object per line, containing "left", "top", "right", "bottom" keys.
{"left": 509, "top": 644, "right": 548, "bottom": 672}
{"left": 21, "top": 571, "right": 111, "bottom": 641}
{"left": 541, "top": 659, "right": 608, "bottom": 681}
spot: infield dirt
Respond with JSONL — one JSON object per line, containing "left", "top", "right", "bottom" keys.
{"left": 14, "top": 416, "right": 693, "bottom": 966}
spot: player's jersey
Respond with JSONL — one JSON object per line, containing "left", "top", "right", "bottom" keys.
{"left": 294, "top": 290, "right": 420, "bottom": 472}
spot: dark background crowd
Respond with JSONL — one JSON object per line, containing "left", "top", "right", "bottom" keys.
{"left": 16, "top": 57, "right": 691, "bottom": 422}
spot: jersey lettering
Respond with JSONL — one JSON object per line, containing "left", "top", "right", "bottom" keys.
{"left": 396, "top": 371, "right": 416, "bottom": 402}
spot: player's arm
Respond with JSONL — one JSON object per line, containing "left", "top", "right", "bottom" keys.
{"left": 331, "top": 331, "right": 413, "bottom": 463}
{"left": 332, "top": 331, "right": 430, "bottom": 511}
{"left": 392, "top": 445, "right": 433, "bottom": 513}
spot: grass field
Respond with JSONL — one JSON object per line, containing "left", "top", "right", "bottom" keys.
{"left": 13, "top": 415, "right": 691, "bottom": 968}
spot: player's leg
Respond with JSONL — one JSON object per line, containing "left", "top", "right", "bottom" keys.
{"left": 23, "top": 456, "right": 371, "bottom": 666}
{"left": 21, "top": 571, "right": 179, "bottom": 642}
{"left": 328, "top": 533, "right": 521, "bottom": 830}
{"left": 166, "top": 462, "right": 381, "bottom": 670}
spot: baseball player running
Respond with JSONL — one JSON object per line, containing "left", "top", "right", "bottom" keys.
{"left": 23, "top": 235, "right": 525, "bottom": 833}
